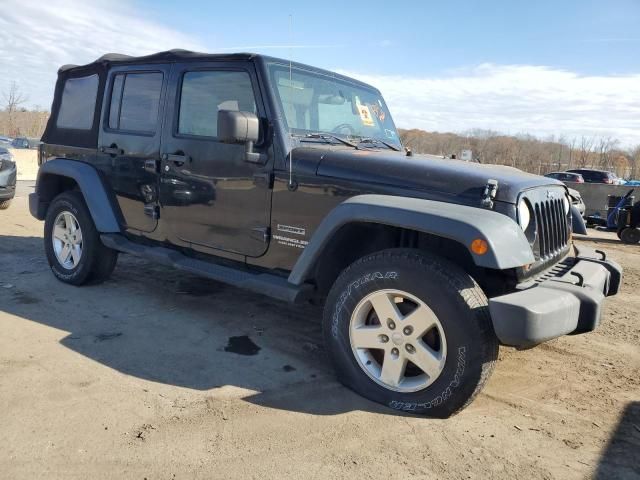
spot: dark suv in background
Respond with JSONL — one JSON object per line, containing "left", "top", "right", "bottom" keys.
{"left": 29, "top": 50, "right": 622, "bottom": 417}
{"left": 544, "top": 171, "right": 584, "bottom": 183}
{"left": 566, "top": 168, "right": 621, "bottom": 184}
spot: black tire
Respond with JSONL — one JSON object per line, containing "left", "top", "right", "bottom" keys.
{"left": 620, "top": 227, "right": 640, "bottom": 244}
{"left": 323, "top": 248, "right": 498, "bottom": 418}
{"left": 0, "top": 199, "right": 11, "bottom": 210}
{"left": 44, "top": 191, "right": 118, "bottom": 285}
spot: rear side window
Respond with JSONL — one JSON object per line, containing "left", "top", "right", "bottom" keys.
{"left": 108, "top": 72, "right": 163, "bottom": 134}
{"left": 56, "top": 74, "right": 99, "bottom": 130}
{"left": 177, "top": 71, "right": 256, "bottom": 138}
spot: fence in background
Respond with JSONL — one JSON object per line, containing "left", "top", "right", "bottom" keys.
{"left": 565, "top": 182, "right": 637, "bottom": 218}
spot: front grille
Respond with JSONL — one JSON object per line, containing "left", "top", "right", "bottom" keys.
{"left": 519, "top": 186, "right": 571, "bottom": 265}
{"left": 534, "top": 198, "right": 569, "bottom": 258}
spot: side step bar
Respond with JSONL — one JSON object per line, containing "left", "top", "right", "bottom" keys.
{"left": 100, "top": 234, "right": 312, "bottom": 304}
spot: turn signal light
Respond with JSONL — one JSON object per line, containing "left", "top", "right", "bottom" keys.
{"left": 470, "top": 238, "right": 489, "bottom": 255}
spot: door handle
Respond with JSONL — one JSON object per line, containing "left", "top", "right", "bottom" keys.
{"left": 100, "top": 145, "right": 123, "bottom": 156}
{"left": 162, "top": 153, "right": 190, "bottom": 167}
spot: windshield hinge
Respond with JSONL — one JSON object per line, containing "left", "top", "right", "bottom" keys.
{"left": 253, "top": 172, "right": 274, "bottom": 189}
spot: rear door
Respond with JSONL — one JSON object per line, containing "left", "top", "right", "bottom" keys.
{"left": 158, "top": 61, "right": 272, "bottom": 257}
{"left": 98, "top": 65, "right": 171, "bottom": 233}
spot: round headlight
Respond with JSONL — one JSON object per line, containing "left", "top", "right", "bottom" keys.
{"left": 517, "top": 198, "right": 531, "bottom": 230}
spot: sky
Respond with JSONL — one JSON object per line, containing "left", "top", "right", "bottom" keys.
{"left": 1, "top": 0, "right": 639, "bottom": 146}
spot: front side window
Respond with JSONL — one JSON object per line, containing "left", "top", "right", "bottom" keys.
{"left": 56, "top": 74, "right": 99, "bottom": 130}
{"left": 108, "top": 72, "right": 163, "bottom": 133}
{"left": 177, "top": 70, "right": 257, "bottom": 138}
{"left": 267, "top": 63, "right": 400, "bottom": 146}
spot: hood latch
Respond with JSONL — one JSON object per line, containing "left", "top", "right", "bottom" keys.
{"left": 481, "top": 179, "right": 499, "bottom": 209}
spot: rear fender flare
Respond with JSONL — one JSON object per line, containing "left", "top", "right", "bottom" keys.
{"left": 34, "top": 158, "right": 121, "bottom": 232}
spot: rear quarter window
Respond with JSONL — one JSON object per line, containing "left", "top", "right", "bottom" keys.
{"left": 108, "top": 72, "right": 163, "bottom": 134}
{"left": 56, "top": 74, "right": 99, "bottom": 130}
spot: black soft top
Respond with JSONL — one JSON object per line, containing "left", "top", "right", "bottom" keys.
{"left": 58, "top": 49, "right": 375, "bottom": 89}
{"left": 43, "top": 49, "right": 377, "bottom": 149}
{"left": 57, "top": 49, "right": 257, "bottom": 73}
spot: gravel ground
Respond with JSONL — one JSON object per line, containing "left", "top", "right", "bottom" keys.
{"left": 1, "top": 182, "right": 639, "bottom": 479}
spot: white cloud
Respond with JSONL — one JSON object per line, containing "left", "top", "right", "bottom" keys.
{"left": 341, "top": 65, "right": 640, "bottom": 147}
{"left": 0, "top": 0, "right": 203, "bottom": 109}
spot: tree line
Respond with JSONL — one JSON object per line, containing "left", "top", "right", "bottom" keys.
{"left": 400, "top": 128, "right": 639, "bottom": 180}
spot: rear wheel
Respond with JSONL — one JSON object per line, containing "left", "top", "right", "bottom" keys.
{"left": 323, "top": 249, "right": 499, "bottom": 417}
{"left": 44, "top": 191, "right": 118, "bottom": 285}
{"left": 0, "top": 199, "right": 11, "bottom": 210}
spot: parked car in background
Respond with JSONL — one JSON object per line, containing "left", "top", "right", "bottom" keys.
{"left": 544, "top": 171, "right": 584, "bottom": 183}
{"left": 566, "top": 169, "right": 621, "bottom": 184}
{"left": 0, "top": 146, "right": 17, "bottom": 209}
{"left": 11, "top": 137, "right": 30, "bottom": 149}
{"left": 0, "top": 136, "right": 13, "bottom": 146}
{"left": 567, "top": 187, "right": 586, "bottom": 217}
{"left": 11, "top": 137, "right": 42, "bottom": 149}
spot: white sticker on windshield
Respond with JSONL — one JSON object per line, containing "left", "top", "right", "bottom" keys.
{"left": 358, "top": 104, "right": 375, "bottom": 126}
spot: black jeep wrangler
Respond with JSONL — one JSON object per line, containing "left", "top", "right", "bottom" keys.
{"left": 30, "top": 50, "right": 622, "bottom": 417}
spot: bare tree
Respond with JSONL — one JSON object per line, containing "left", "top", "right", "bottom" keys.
{"left": 567, "top": 138, "right": 576, "bottom": 169}
{"left": 577, "top": 136, "right": 593, "bottom": 167}
{"left": 629, "top": 145, "right": 640, "bottom": 180}
{"left": 2, "top": 81, "right": 28, "bottom": 136}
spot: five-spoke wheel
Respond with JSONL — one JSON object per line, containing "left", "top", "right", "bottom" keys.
{"left": 52, "top": 211, "right": 83, "bottom": 269}
{"left": 350, "top": 289, "right": 446, "bottom": 392}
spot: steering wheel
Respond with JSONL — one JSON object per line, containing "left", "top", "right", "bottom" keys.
{"left": 331, "top": 123, "right": 357, "bottom": 136}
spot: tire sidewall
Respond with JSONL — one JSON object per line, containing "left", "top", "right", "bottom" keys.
{"left": 44, "top": 193, "right": 96, "bottom": 284}
{"left": 324, "top": 252, "right": 492, "bottom": 417}
{"left": 621, "top": 228, "right": 640, "bottom": 244}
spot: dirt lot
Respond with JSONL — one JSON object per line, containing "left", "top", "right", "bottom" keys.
{"left": 1, "top": 182, "right": 639, "bottom": 479}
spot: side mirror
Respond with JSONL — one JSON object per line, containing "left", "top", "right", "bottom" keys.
{"left": 217, "top": 110, "right": 265, "bottom": 164}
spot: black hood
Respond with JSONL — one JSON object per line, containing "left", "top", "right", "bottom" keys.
{"left": 309, "top": 148, "right": 562, "bottom": 204}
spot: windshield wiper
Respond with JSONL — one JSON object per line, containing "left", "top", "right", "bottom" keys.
{"left": 300, "top": 133, "right": 358, "bottom": 148}
{"left": 356, "top": 137, "right": 402, "bottom": 152}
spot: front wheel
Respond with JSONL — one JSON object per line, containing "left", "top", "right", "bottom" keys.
{"left": 323, "top": 249, "right": 498, "bottom": 417}
{"left": 44, "top": 191, "right": 118, "bottom": 285}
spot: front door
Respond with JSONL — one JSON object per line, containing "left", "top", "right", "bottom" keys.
{"left": 159, "top": 62, "right": 272, "bottom": 257}
{"left": 98, "top": 64, "right": 170, "bottom": 233}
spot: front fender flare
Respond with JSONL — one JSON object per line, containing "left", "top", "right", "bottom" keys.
{"left": 288, "top": 195, "right": 534, "bottom": 285}
{"left": 33, "top": 158, "right": 121, "bottom": 232}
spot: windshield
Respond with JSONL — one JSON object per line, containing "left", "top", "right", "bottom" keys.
{"left": 268, "top": 63, "right": 401, "bottom": 147}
